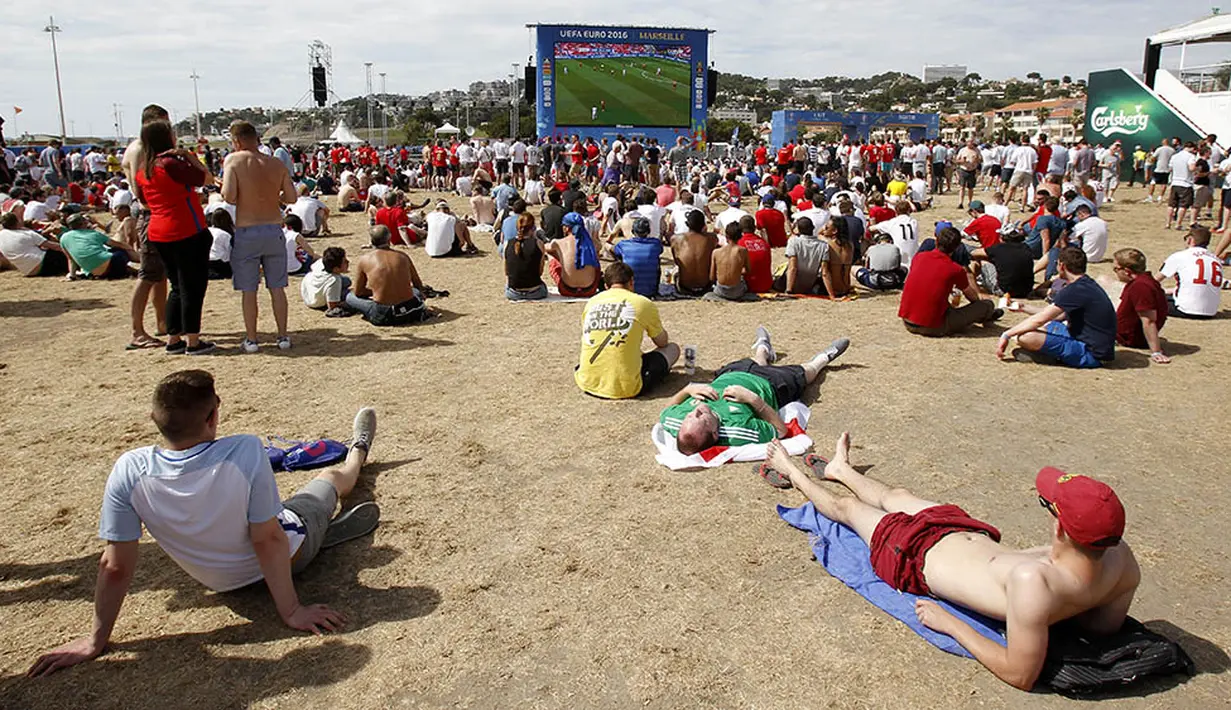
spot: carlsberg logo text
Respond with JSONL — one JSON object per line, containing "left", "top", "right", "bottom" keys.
{"left": 1091, "top": 106, "right": 1150, "bottom": 137}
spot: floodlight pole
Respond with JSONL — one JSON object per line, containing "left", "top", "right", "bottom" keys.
{"left": 379, "top": 72, "right": 388, "bottom": 146}
{"left": 190, "top": 70, "right": 202, "bottom": 139}
{"left": 44, "top": 16, "right": 68, "bottom": 140}
{"left": 364, "top": 62, "right": 374, "bottom": 143}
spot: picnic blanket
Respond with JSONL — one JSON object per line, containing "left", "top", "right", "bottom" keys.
{"left": 505, "top": 287, "right": 590, "bottom": 304}
{"left": 777, "top": 501, "right": 1006, "bottom": 657}
{"left": 651, "top": 402, "right": 812, "bottom": 470}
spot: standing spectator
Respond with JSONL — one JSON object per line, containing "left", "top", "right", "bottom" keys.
{"left": 133, "top": 120, "right": 215, "bottom": 355}
{"left": 1166, "top": 142, "right": 1197, "bottom": 231}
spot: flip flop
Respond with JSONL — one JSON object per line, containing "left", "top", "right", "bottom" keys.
{"left": 321, "top": 501, "right": 380, "bottom": 549}
{"left": 125, "top": 339, "right": 165, "bottom": 350}
{"left": 755, "top": 462, "right": 792, "bottom": 489}
{"left": 803, "top": 454, "right": 829, "bottom": 478}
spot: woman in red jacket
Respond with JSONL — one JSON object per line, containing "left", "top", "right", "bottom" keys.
{"left": 133, "top": 121, "right": 215, "bottom": 354}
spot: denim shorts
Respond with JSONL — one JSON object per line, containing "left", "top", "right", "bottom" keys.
{"left": 231, "top": 223, "right": 288, "bottom": 291}
{"left": 1039, "top": 321, "right": 1102, "bottom": 369}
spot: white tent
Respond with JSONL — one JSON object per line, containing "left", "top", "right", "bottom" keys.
{"left": 434, "top": 122, "right": 461, "bottom": 136}
{"left": 329, "top": 119, "right": 363, "bottom": 145}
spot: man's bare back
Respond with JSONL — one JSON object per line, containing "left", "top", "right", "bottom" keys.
{"left": 470, "top": 195, "right": 496, "bottom": 226}
{"left": 711, "top": 243, "right": 748, "bottom": 287}
{"left": 223, "top": 150, "right": 294, "bottom": 227}
{"left": 545, "top": 236, "right": 598, "bottom": 289}
{"left": 354, "top": 248, "right": 421, "bottom": 305}
{"left": 671, "top": 231, "right": 715, "bottom": 290}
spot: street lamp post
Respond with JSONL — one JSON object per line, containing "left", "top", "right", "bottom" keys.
{"left": 364, "top": 62, "right": 374, "bottom": 144}
{"left": 190, "top": 70, "right": 202, "bottom": 139}
{"left": 511, "top": 63, "right": 520, "bottom": 137}
{"left": 379, "top": 72, "right": 388, "bottom": 146}
{"left": 44, "top": 15, "right": 68, "bottom": 140}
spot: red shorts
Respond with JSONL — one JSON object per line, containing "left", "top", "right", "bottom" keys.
{"left": 868, "top": 505, "right": 1001, "bottom": 596}
{"left": 547, "top": 258, "right": 599, "bottom": 298}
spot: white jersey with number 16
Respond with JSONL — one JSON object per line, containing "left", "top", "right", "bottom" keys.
{"left": 1160, "top": 246, "right": 1222, "bottom": 317}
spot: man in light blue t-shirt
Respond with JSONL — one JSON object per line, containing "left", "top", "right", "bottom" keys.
{"left": 28, "top": 370, "right": 380, "bottom": 677}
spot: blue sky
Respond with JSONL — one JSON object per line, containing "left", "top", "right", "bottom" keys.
{"left": 1, "top": 0, "right": 1222, "bottom": 138}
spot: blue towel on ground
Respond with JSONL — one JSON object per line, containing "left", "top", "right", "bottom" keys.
{"left": 777, "top": 502, "right": 1007, "bottom": 657}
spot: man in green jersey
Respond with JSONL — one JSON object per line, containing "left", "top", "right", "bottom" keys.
{"left": 660, "top": 327, "right": 849, "bottom": 455}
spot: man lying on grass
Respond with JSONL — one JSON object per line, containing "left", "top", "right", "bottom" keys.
{"left": 29, "top": 370, "right": 380, "bottom": 677}
{"left": 764, "top": 433, "right": 1140, "bottom": 690}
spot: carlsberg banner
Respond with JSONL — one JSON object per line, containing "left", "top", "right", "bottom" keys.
{"left": 1084, "top": 68, "right": 1201, "bottom": 149}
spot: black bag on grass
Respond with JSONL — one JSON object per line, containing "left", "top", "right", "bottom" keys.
{"left": 1037, "top": 617, "right": 1196, "bottom": 697}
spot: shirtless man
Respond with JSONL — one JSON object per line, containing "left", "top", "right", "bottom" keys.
{"left": 765, "top": 434, "right": 1139, "bottom": 691}
{"left": 670, "top": 209, "right": 716, "bottom": 296}
{"left": 469, "top": 186, "right": 497, "bottom": 228}
{"left": 344, "top": 226, "right": 430, "bottom": 326}
{"left": 121, "top": 104, "right": 170, "bottom": 350}
{"left": 542, "top": 212, "right": 601, "bottom": 297}
{"left": 221, "top": 120, "right": 298, "bottom": 353}
{"left": 710, "top": 222, "right": 751, "bottom": 300}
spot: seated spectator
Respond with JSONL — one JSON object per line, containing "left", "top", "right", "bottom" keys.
{"left": 346, "top": 226, "right": 431, "bottom": 325}
{"left": 963, "top": 200, "right": 1001, "bottom": 249}
{"left": 301, "top": 246, "right": 352, "bottom": 316}
{"left": 283, "top": 214, "right": 317, "bottom": 277}
{"left": 670, "top": 208, "right": 716, "bottom": 297}
{"left": 425, "top": 201, "right": 478, "bottom": 257}
{"left": 504, "top": 213, "right": 547, "bottom": 301}
{"left": 1070, "top": 204, "right": 1108, "bottom": 264}
{"left": 820, "top": 217, "right": 855, "bottom": 297}
{"left": 662, "top": 328, "right": 848, "bottom": 454}
{"left": 715, "top": 195, "right": 750, "bottom": 235}
{"left": 737, "top": 215, "right": 773, "bottom": 294}
{"left": 469, "top": 185, "right": 497, "bottom": 228}
{"left": 109, "top": 181, "right": 134, "bottom": 212}
{"left": 574, "top": 262, "right": 680, "bottom": 399}
{"left": 523, "top": 175, "right": 544, "bottom": 205}
{"left": 27, "top": 370, "right": 379, "bottom": 677}
{"left": 984, "top": 191, "right": 1012, "bottom": 228}
{"left": 969, "top": 230, "right": 1034, "bottom": 298}
{"left": 499, "top": 199, "right": 528, "bottom": 255}
{"left": 290, "top": 184, "right": 330, "bottom": 237}
{"left": 0, "top": 211, "right": 68, "bottom": 276}
{"left": 998, "top": 247, "right": 1116, "bottom": 368}
{"left": 755, "top": 192, "right": 789, "bottom": 247}
{"left": 856, "top": 233, "right": 907, "bottom": 291}
{"left": 543, "top": 212, "right": 601, "bottom": 297}
{"left": 207, "top": 209, "right": 233, "bottom": 280}
{"left": 614, "top": 216, "right": 665, "bottom": 299}
{"left": 796, "top": 194, "right": 832, "bottom": 237}
{"left": 907, "top": 171, "right": 931, "bottom": 210}
{"left": 336, "top": 176, "right": 362, "bottom": 212}
{"left": 710, "top": 222, "right": 751, "bottom": 300}
{"left": 899, "top": 227, "right": 1001, "bottom": 337}
{"left": 315, "top": 172, "right": 336, "bottom": 195}
{"left": 868, "top": 200, "right": 920, "bottom": 269}
{"left": 773, "top": 216, "right": 827, "bottom": 294}
{"left": 60, "top": 213, "right": 138, "bottom": 279}
{"left": 1112, "top": 248, "right": 1170, "bottom": 364}
{"left": 1158, "top": 225, "right": 1221, "bottom": 319}
{"left": 1027, "top": 196, "right": 1067, "bottom": 279}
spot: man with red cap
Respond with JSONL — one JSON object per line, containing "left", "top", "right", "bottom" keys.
{"left": 765, "top": 433, "right": 1139, "bottom": 691}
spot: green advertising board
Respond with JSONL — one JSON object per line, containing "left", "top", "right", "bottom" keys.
{"left": 1084, "top": 68, "right": 1202, "bottom": 151}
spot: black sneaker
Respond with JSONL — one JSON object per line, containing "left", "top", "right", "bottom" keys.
{"left": 165, "top": 340, "right": 187, "bottom": 354}
{"left": 986, "top": 308, "right": 1005, "bottom": 323}
{"left": 186, "top": 341, "right": 216, "bottom": 356}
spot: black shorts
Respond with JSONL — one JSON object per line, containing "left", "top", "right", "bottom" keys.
{"left": 958, "top": 169, "right": 977, "bottom": 189}
{"left": 1222, "top": 189, "right": 1231, "bottom": 209}
{"left": 1152, "top": 172, "right": 1170, "bottom": 185}
{"left": 638, "top": 350, "right": 671, "bottom": 396}
{"left": 36, "top": 249, "right": 69, "bottom": 276}
{"left": 103, "top": 250, "right": 131, "bottom": 279}
{"left": 434, "top": 165, "right": 448, "bottom": 177}
{"left": 989, "top": 165, "right": 1002, "bottom": 177}
{"left": 496, "top": 159, "right": 510, "bottom": 174}
{"left": 1169, "top": 185, "right": 1194, "bottom": 209}
{"left": 586, "top": 163, "right": 599, "bottom": 178}
{"left": 1000, "top": 168, "right": 1013, "bottom": 185}
{"left": 792, "top": 160, "right": 805, "bottom": 174}
{"left": 715, "top": 358, "right": 807, "bottom": 407}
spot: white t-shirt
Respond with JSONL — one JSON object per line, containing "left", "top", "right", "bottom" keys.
{"left": 0, "top": 228, "right": 49, "bottom": 275}
{"left": 84, "top": 152, "right": 107, "bottom": 174}
{"left": 205, "top": 199, "right": 237, "bottom": 224}
{"left": 284, "top": 229, "right": 306, "bottom": 275}
{"left": 715, "top": 206, "right": 749, "bottom": 234}
{"left": 425, "top": 210, "right": 458, "bottom": 257}
{"left": 109, "top": 189, "right": 134, "bottom": 211}
{"left": 98, "top": 435, "right": 305, "bottom": 593}
{"left": 208, "top": 227, "right": 231, "bottom": 262}
{"left": 1161, "top": 246, "right": 1222, "bottom": 316}
{"left": 873, "top": 215, "right": 920, "bottom": 268}
{"left": 457, "top": 143, "right": 475, "bottom": 164}
{"left": 907, "top": 178, "right": 928, "bottom": 204}
{"left": 25, "top": 200, "right": 51, "bottom": 222}
{"left": 511, "top": 141, "right": 527, "bottom": 163}
{"left": 795, "top": 207, "right": 832, "bottom": 234}
{"left": 455, "top": 176, "right": 473, "bottom": 197}
{"left": 1152, "top": 145, "right": 1176, "bottom": 172}
{"left": 1071, "top": 216, "right": 1109, "bottom": 263}
{"left": 1169, "top": 151, "right": 1196, "bottom": 188}
{"left": 1220, "top": 157, "right": 1231, "bottom": 190}
{"left": 301, "top": 259, "right": 345, "bottom": 308}
{"left": 523, "top": 179, "right": 544, "bottom": 205}
{"left": 635, "top": 203, "right": 668, "bottom": 239}
{"left": 984, "top": 203, "right": 1011, "bottom": 229}
{"left": 290, "top": 196, "right": 327, "bottom": 234}
{"left": 667, "top": 201, "right": 695, "bottom": 235}
{"left": 492, "top": 141, "right": 510, "bottom": 160}
{"left": 1013, "top": 145, "right": 1036, "bottom": 173}
{"left": 368, "top": 183, "right": 390, "bottom": 204}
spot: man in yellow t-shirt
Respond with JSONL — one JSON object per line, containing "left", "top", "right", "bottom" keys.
{"left": 575, "top": 262, "right": 680, "bottom": 399}
{"left": 886, "top": 174, "right": 909, "bottom": 201}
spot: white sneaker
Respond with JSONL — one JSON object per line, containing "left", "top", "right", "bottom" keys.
{"left": 277, "top": 336, "right": 292, "bottom": 351}
{"left": 240, "top": 339, "right": 260, "bottom": 354}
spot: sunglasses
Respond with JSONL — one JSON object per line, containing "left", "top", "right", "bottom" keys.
{"left": 1038, "top": 494, "right": 1058, "bottom": 517}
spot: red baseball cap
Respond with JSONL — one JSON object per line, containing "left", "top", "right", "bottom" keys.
{"left": 1035, "top": 467, "right": 1125, "bottom": 547}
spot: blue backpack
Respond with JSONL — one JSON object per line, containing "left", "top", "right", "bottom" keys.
{"left": 266, "top": 436, "right": 348, "bottom": 471}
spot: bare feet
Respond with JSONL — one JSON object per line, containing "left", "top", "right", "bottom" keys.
{"left": 823, "top": 431, "right": 853, "bottom": 482}
{"left": 765, "top": 439, "right": 806, "bottom": 488}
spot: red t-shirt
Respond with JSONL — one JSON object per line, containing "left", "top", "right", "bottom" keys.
{"left": 399, "top": 148, "right": 409, "bottom": 162}
{"left": 777, "top": 146, "right": 794, "bottom": 165}
{"left": 739, "top": 234, "right": 774, "bottom": 292}
{"left": 1035, "top": 145, "right": 1052, "bottom": 174}
{"left": 68, "top": 183, "right": 86, "bottom": 204}
{"left": 754, "top": 146, "right": 768, "bottom": 165}
{"left": 755, "top": 207, "right": 788, "bottom": 248}
{"left": 860, "top": 145, "right": 876, "bottom": 164}
{"left": 135, "top": 158, "right": 206, "bottom": 242}
{"left": 964, "top": 215, "right": 1002, "bottom": 249}
{"left": 375, "top": 206, "right": 412, "bottom": 244}
{"left": 1116, "top": 272, "right": 1168, "bottom": 348}
{"left": 789, "top": 184, "right": 807, "bottom": 204}
{"left": 879, "top": 145, "right": 896, "bottom": 163}
{"left": 762, "top": 174, "right": 778, "bottom": 188}
{"left": 585, "top": 144, "right": 600, "bottom": 164}
{"left": 571, "top": 142, "right": 585, "bottom": 164}
{"left": 431, "top": 147, "right": 447, "bottom": 167}
{"left": 869, "top": 205, "right": 896, "bottom": 225}
{"left": 898, "top": 250, "right": 970, "bottom": 329}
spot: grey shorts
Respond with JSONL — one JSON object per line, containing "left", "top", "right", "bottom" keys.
{"left": 231, "top": 223, "right": 288, "bottom": 291}
{"left": 283, "top": 478, "right": 338, "bottom": 574}
{"left": 136, "top": 210, "right": 166, "bottom": 283}
{"left": 977, "top": 262, "right": 1004, "bottom": 296}
{"left": 713, "top": 280, "right": 748, "bottom": 300}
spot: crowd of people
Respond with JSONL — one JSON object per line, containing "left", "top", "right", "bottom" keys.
{"left": 1, "top": 108, "right": 1223, "bottom": 693}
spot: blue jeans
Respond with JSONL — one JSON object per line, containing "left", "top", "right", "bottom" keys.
{"left": 505, "top": 283, "right": 548, "bottom": 301}
{"left": 345, "top": 288, "right": 425, "bottom": 325}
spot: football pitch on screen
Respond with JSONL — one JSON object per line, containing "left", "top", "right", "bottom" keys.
{"left": 554, "top": 56, "right": 693, "bottom": 128}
